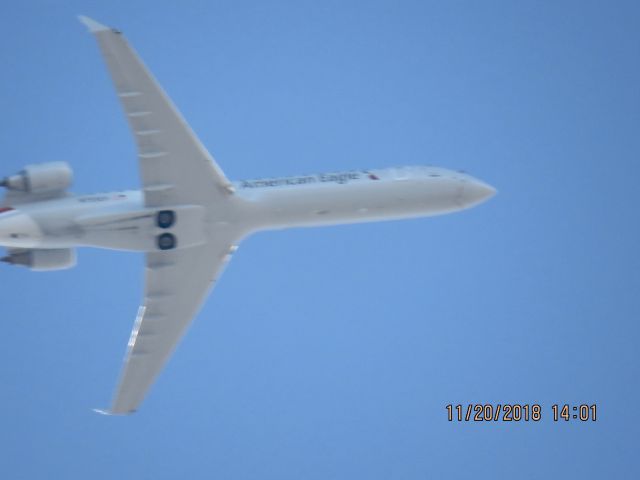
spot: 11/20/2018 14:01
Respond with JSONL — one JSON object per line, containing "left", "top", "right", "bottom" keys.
{"left": 446, "top": 404, "right": 597, "bottom": 422}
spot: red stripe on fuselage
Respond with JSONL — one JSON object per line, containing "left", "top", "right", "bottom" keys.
{"left": 0, "top": 207, "right": 15, "bottom": 215}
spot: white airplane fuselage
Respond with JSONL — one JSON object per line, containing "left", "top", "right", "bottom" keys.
{"left": 0, "top": 165, "right": 494, "bottom": 253}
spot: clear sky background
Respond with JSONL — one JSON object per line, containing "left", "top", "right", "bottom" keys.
{"left": 1, "top": 1, "right": 639, "bottom": 478}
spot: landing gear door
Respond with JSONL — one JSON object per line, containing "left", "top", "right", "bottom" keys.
{"left": 156, "top": 205, "right": 206, "bottom": 250}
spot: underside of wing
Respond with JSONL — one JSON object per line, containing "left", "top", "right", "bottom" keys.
{"left": 108, "top": 240, "right": 238, "bottom": 414}
{"left": 79, "top": 16, "right": 233, "bottom": 208}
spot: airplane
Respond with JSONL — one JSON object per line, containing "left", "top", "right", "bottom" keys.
{"left": 0, "top": 16, "right": 496, "bottom": 415}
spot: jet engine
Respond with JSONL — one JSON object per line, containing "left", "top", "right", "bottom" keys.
{"left": 0, "top": 162, "right": 73, "bottom": 194}
{"left": 1, "top": 248, "right": 76, "bottom": 271}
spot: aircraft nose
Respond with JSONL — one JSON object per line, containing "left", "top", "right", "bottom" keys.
{"left": 459, "top": 179, "right": 497, "bottom": 207}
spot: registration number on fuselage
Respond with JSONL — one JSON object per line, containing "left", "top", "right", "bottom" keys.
{"left": 77, "top": 193, "right": 128, "bottom": 203}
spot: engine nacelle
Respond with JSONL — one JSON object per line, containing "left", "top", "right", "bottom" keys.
{"left": 1, "top": 248, "right": 76, "bottom": 271}
{"left": 1, "top": 162, "right": 73, "bottom": 194}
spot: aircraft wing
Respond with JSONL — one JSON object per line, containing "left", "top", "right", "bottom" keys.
{"left": 105, "top": 240, "right": 237, "bottom": 414}
{"left": 79, "top": 16, "right": 233, "bottom": 207}
{"left": 79, "top": 16, "right": 240, "bottom": 413}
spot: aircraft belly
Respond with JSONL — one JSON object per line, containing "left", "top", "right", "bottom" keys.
{"left": 78, "top": 204, "right": 207, "bottom": 252}
{"left": 242, "top": 179, "right": 462, "bottom": 230}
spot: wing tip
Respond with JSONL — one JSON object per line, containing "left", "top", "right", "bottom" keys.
{"left": 92, "top": 407, "right": 136, "bottom": 416}
{"left": 78, "top": 15, "right": 110, "bottom": 33}
{"left": 92, "top": 407, "right": 112, "bottom": 415}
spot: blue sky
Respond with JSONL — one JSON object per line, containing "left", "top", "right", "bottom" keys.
{"left": 1, "top": 1, "right": 639, "bottom": 478}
